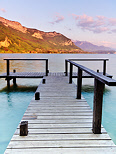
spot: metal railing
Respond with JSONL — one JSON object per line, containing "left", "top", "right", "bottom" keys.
{"left": 65, "top": 59, "right": 116, "bottom": 134}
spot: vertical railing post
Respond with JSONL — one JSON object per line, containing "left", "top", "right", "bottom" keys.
{"left": 69, "top": 63, "right": 73, "bottom": 84}
{"left": 92, "top": 79, "right": 104, "bottom": 134}
{"left": 77, "top": 68, "right": 82, "bottom": 99}
{"left": 103, "top": 60, "right": 106, "bottom": 75}
{"left": 7, "top": 60, "right": 9, "bottom": 76}
{"left": 65, "top": 60, "right": 68, "bottom": 76}
{"left": 46, "top": 59, "right": 48, "bottom": 76}
{"left": 6, "top": 60, "right": 10, "bottom": 87}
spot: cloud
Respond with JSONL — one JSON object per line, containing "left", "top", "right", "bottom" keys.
{"left": 72, "top": 14, "right": 116, "bottom": 34}
{"left": 50, "top": 13, "right": 64, "bottom": 25}
{"left": 101, "top": 41, "right": 116, "bottom": 47}
{"left": 112, "top": 29, "right": 116, "bottom": 33}
{"left": 109, "top": 18, "right": 116, "bottom": 26}
{"left": 1, "top": 8, "right": 6, "bottom": 13}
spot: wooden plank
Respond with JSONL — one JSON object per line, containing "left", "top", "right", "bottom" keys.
{"left": 7, "top": 140, "right": 115, "bottom": 149}
{"left": 24, "top": 112, "right": 93, "bottom": 116}
{"left": 11, "top": 133, "right": 111, "bottom": 140}
{"left": 5, "top": 147, "right": 116, "bottom": 154}
{"left": 22, "top": 115, "right": 93, "bottom": 119}
{"left": 14, "top": 127, "right": 106, "bottom": 134}
{"left": 20, "top": 119, "right": 93, "bottom": 123}
{"left": 17, "top": 123, "right": 93, "bottom": 128}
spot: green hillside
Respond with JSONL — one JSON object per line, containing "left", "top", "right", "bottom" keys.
{"left": 0, "top": 20, "right": 86, "bottom": 53}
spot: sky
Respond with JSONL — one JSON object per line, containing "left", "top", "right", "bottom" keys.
{"left": 0, "top": 0, "right": 116, "bottom": 49}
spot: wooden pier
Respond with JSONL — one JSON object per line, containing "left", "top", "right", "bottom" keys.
{"left": 3, "top": 58, "right": 116, "bottom": 153}
{"left": 4, "top": 73, "right": 116, "bottom": 154}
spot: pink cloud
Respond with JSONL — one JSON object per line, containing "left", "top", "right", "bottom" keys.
{"left": 109, "top": 18, "right": 116, "bottom": 26}
{"left": 72, "top": 14, "right": 116, "bottom": 34}
{"left": 50, "top": 13, "right": 64, "bottom": 25}
{"left": 1, "top": 8, "right": 6, "bottom": 13}
{"left": 112, "top": 29, "right": 116, "bottom": 33}
{"left": 101, "top": 41, "right": 116, "bottom": 47}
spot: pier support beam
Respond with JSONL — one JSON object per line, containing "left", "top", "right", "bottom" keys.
{"left": 92, "top": 79, "right": 104, "bottom": 134}
{"left": 7, "top": 78, "right": 10, "bottom": 88}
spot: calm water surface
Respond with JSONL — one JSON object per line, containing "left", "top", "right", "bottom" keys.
{"left": 0, "top": 54, "right": 116, "bottom": 153}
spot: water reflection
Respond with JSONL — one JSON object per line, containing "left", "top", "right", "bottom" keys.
{"left": 82, "top": 84, "right": 111, "bottom": 93}
{"left": 0, "top": 85, "right": 37, "bottom": 92}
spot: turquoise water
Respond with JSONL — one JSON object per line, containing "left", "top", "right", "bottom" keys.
{"left": 0, "top": 53, "right": 116, "bottom": 153}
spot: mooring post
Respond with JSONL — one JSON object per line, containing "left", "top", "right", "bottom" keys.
{"left": 77, "top": 68, "right": 82, "bottom": 99}
{"left": 65, "top": 60, "right": 68, "bottom": 76}
{"left": 13, "top": 69, "right": 16, "bottom": 85}
{"left": 46, "top": 60, "right": 48, "bottom": 76}
{"left": 20, "top": 121, "right": 28, "bottom": 136}
{"left": 69, "top": 63, "right": 73, "bottom": 84}
{"left": 103, "top": 60, "right": 106, "bottom": 75}
{"left": 35, "top": 92, "right": 40, "bottom": 100}
{"left": 42, "top": 78, "right": 46, "bottom": 84}
{"left": 92, "top": 79, "right": 104, "bottom": 134}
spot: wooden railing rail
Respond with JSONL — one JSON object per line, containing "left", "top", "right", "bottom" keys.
{"left": 65, "top": 58, "right": 109, "bottom": 77}
{"left": 4, "top": 58, "right": 49, "bottom": 76}
{"left": 65, "top": 59, "right": 116, "bottom": 134}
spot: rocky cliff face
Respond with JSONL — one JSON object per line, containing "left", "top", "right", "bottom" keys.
{"left": 0, "top": 16, "right": 84, "bottom": 53}
{"left": 0, "top": 17, "right": 27, "bottom": 33}
{"left": 0, "top": 36, "right": 11, "bottom": 47}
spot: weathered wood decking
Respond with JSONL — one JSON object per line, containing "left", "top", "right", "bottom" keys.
{"left": 4, "top": 73, "right": 116, "bottom": 154}
{"left": 0, "top": 71, "right": 112, "bottom": 78}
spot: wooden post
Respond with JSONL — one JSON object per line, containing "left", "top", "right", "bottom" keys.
{"left": 65, "top": 60, "right": 68, "bottom": 76}
{"left": 13, "top": 69, "right": 16, "bottom": 85}
{"left": 92, "top": 79, "right": 104, "bottom": 134}
{"left": 20, "top": 121, "right": 28, "bottom": 136}
{"left": 6, "top": 60, "right": 10, "bottom": 87}
{"left": 35, "top": 92, "right": 40, "bottom": 100}
{"left": 42, "top": 78, "right": 46, "bottom": 84}
{"left": 103, "top": 60, "right": 106, "bottom": 75}
{"left": 46, "top": 60, "right": 48, "bottom": 76}
{"left": 7, "top": 60, "right": 10, "bottom": 76}
{"left": 77, "top": 68, "right": 82, "bottom": 99}
{"left": 7, "top": 78, "right": 10, "bottom": 88}
{"left": 69, "top": 63, "right": 73, "bottom": 84}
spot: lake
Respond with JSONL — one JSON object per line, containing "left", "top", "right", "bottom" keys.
{"left": 0, "top": 53, "right": 116, "bottom": 154}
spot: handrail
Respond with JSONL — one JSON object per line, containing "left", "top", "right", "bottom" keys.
{"left": 65, "top": 58, "right": 108, "bottom": 76}
{"left": 66, "top": 59, "right": 116, "bottom": 86}
{"left": 4, "top": 58, "right": 49, "bottom": 76}
{"left": 65, "top": 59, "right": 116, "bottom": 134}
{"left": 68, "top": 58, "right": 109, "bottom": 61}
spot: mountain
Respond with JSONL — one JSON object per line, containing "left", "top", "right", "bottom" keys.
{"left": 0, "top": 17, "right": 86, "bottom": 53}
{"left": 73, "top": 40, "right": 116, "bottom": 54}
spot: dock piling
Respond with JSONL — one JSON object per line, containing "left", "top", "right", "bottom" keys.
{"left": 42, "top": 79, "right": 46, "bottom": 84}
{"left": 35, "top": 92, "right": 40, "bottom": 100}
{"left": 13, "top": 69, "right": 16, "bottom": 86}
{"left": 20, "top": 121, "right": 28, "bottom": 136}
